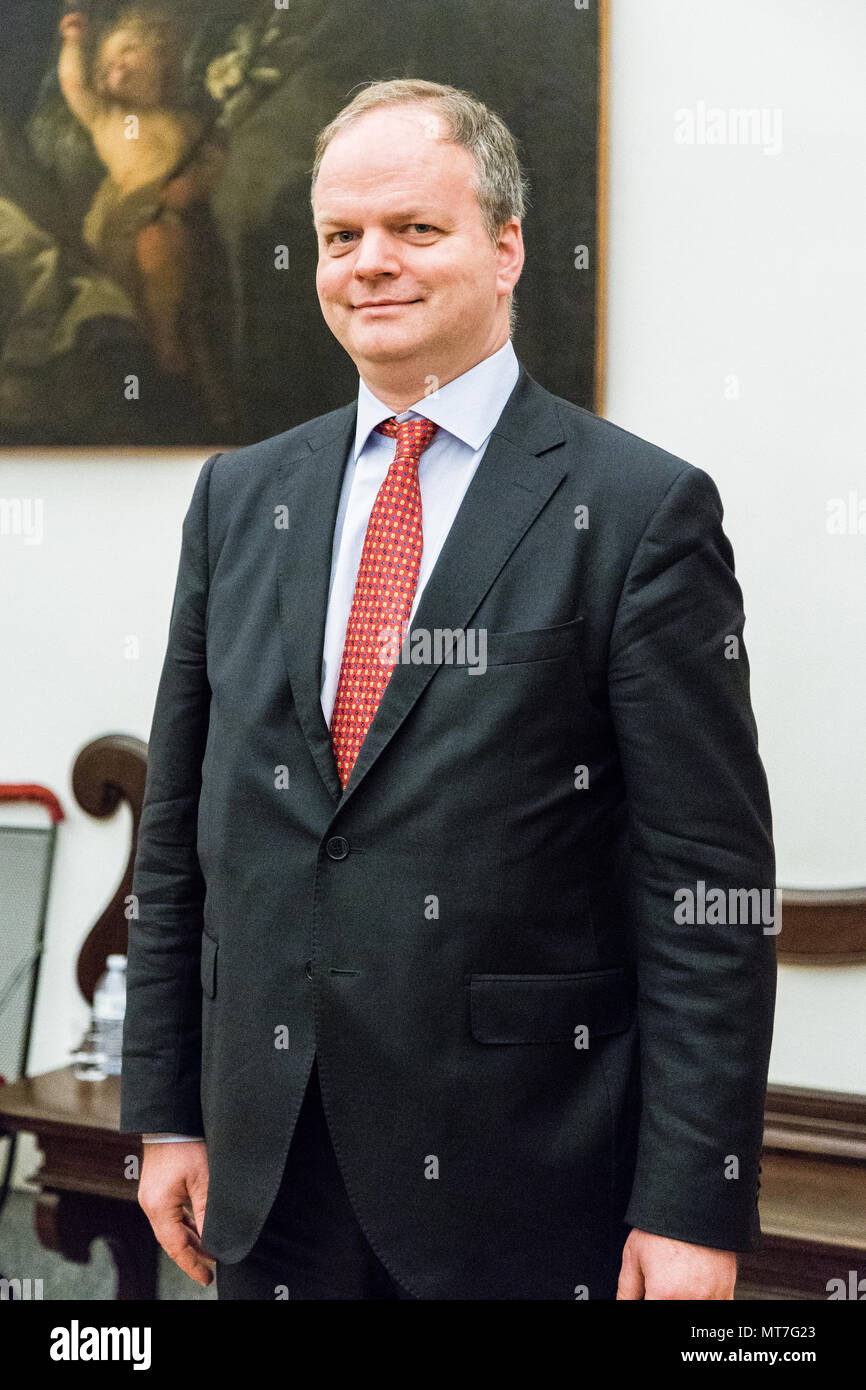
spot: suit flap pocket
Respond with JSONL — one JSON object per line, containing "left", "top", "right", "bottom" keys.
{"left": 200, "top": 930, "right": 218, "bottom": 998}
{"left": 469, "top": 967, "right": 633, "bottom": 1043}
{"left": 483, "top": 617, "right": 584, "bottom": 667}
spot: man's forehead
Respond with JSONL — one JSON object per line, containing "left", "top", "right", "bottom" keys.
{"left": 318, "top": 109, "right": 471, "bottom": 177}
{"left": 315, "top": 129, "right": 474, "bottom": 222}
{"left": 312, "top": 174, "right": 481, "bottom": 229}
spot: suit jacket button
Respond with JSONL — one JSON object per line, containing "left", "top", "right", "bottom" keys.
{"left": 305, "top": 959, "right": 313, "bottom": 980}
{"left": 326, "top": 836, "right": 350, "bottom": 860}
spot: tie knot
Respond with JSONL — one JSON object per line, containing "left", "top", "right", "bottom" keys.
{"left": 375, "top": 415, "right": 438, "bottom": 458}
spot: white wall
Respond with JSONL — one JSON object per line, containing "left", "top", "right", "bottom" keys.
{"left": 1, "top": 1, "right": 863, "bottom": 1151}
{"left": 1, "top": 456, "right": 203, "bottom": 1082}
{"left": 604, "top": 0, "right": 866, "bottom": 1090}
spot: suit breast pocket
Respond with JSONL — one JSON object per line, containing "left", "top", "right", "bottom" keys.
{"left": 469, "top": 967, "right": 634, "bottom": 1044}
{"left": 481, "top": 617, "right": 584, "bottom": 667}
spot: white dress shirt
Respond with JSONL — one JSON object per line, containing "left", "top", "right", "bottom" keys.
{"left": 143, "top": 337, "right": 520, "bottom": 1142}
{"left": 320, "top": 337, "right": 520, "bottom": 722}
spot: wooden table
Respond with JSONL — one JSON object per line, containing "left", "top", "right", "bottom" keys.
{"left": 736, "top": 1086, "right": 866, "bottom": 1300}
{"left": 0, "top": 1065, "right": 159, "bottom": 1300}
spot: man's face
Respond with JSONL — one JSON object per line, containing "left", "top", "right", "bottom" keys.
{"left": 313, "top": 105, "right": 521, "bottom": 381}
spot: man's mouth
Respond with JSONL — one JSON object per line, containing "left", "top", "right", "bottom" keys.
{"left": 353, "top": 299, "right": 421, "bottom": 310}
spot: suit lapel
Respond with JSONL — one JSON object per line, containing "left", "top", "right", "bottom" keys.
{"left": 276, "top": 404, "right": 357, "bottom": 802}
{"left": 276, "top": 364, "right": 568, "bottom": 809}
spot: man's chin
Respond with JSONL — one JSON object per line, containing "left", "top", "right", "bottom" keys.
{"left": 347, "top": 327, "right": 427, "bottom": 363}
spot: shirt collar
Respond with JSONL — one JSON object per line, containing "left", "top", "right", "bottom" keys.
{"left": 352, "top": 338, "right": 520, "bottom": 462}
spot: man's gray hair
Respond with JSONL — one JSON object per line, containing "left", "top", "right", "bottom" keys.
{"left": 311, "top": 78, "right": 528, "bottom": 331}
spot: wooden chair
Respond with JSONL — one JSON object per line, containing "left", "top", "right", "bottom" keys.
{"left": 0, "top": 734, "right": 159, "bottom": 1299}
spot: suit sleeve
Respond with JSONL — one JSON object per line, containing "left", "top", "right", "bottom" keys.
{"left": 608, "top": 464, "right": 777, "bottom": 1252}
{"left": 120, "top": 454, "right": 221, "bottom": 1136}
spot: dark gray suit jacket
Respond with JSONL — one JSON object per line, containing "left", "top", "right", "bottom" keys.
{"left": 121, "top": 363, "right": 777, "bottom": 1299}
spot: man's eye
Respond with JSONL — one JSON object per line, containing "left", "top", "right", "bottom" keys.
{"left": 325, "top": 225, "right": 435, "bottom": 247}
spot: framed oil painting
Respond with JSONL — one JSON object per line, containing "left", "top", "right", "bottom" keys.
{"left": 0, "top": 0, "right": 607, "bottom": 448}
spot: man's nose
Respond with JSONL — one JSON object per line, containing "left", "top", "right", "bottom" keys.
{"left": 351, "top": 231, "right": 402, "bottom": 278}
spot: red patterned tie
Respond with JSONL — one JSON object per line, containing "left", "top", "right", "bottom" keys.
{"left": 330, "top": 414, "right": 439, "bottom": 787}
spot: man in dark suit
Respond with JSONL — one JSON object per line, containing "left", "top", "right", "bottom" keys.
{"left": 121, "top": 79, "right": 777, "bottom": 1300}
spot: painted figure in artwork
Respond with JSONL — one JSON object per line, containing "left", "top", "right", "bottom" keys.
{"left": 57, "top": 6, "right": 232, "bottom": 432}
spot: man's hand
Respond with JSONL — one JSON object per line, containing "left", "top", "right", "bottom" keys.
{"left": 616, "top": 1229, "right": 737, "bottom": 1300}
{"left": 137, "top": 1141, "right": 215, "bottom": 1286}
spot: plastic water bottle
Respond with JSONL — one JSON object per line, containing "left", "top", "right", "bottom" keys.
{"left": 71, "top": 1018, "right": 106, "bottom": 1080}
{"left": 91, "top": 954, "right": 127, "bottom": 1077}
